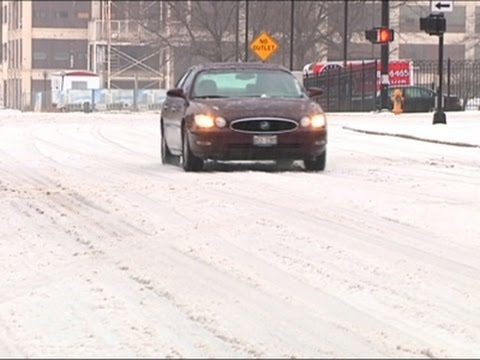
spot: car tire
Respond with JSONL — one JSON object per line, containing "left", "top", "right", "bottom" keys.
{"left": 161, "top": 119, "right": 176, "bottom": 165}
{"left": 304, "top": 150, "right": 326, "bottom": 172}
{"left": 182, "top": 127, "right": 203, "bottom": 172}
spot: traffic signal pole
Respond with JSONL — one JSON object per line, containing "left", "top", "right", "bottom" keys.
{"left": 420, "top": 12, "right": 447, "bottom": 124}
{"left": 380, "top": 0, "right": 389, "bottom": 111}
{"left": 433, "top": 32, "right": 447, "bottom": 124}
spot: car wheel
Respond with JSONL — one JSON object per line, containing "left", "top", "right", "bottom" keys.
{"left": 304, "top": 150, "right": 326, "bottom": 172}
{"left": 161, "top": 119, "right": 176, "bottom": 165}
{"left": 182, "top": 127, "right": 203, "bottom": 172}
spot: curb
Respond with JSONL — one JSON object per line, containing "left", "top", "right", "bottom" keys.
{"left": 342, "top": 126, "right": 480, "bottom": 149}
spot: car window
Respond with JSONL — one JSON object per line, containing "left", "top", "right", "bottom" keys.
{"left": 191, "top": 69, "right": 304, "bottom": 99}
{"left": 405, "top": 87, "right": 424, "bottom": 98}
{"left": 419, "top": 88, "right": 433, "bottom": 97}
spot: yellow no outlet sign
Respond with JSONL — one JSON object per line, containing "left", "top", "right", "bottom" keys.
{"left": 250, "top": 32, "right": 279, "bottom": 62}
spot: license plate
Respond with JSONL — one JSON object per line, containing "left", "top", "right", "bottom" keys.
{"left": 253, "top": 135, "right": 277, "bottom": 146}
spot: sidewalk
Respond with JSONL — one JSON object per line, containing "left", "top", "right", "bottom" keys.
{"left": 328, "top": 111, "right": 480, "bottom": 148}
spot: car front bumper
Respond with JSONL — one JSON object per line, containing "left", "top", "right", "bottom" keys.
{"left": 187, "top": 128, "right": 327, "bottom": 161}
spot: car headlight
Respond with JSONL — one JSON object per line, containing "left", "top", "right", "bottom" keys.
{"left": 300, "top": 114, "right": 326, "bottom": 128}
{"left": 300, "top": 116, "right": 311, "bottom": 127}
{"left": 311, "top": 114, "right": 326, "bottom": 128}
{"left": 194, "top": 114, "right": 215, "bottom": 128}
{"left": 215, "top": 117, "right": 227, "bottom": 128}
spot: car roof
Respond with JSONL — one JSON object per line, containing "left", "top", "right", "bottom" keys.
{"left": 191, "top": 62, "right": 291, "bottom": 72}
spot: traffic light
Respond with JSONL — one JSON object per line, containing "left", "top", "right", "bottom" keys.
{"left": 379, "top": 28, "right": 394, "bottom": 43}
{"left": 420, "top": 14, "right": 446, "bottom": 36}
{"left": 365, "top": 27, "right": 395, "bottom": 44}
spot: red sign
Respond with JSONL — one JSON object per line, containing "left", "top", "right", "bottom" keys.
{"left": 387, "top": 60, "right": 412, "bottom": 87}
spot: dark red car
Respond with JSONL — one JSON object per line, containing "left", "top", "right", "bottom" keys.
{"left": 161, "top": 62, "right": 327, "bottom": 172}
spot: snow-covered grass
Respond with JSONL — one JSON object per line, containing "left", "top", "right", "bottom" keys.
{"left": 0, "top": 110, "right": 479, "bottom": 357}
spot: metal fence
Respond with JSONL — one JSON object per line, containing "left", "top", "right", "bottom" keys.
{"left": 304, "top": 59, "right": 480, "bottom": 112}
{"left": 304, "top": 61, "right": 379, "bottom": 112}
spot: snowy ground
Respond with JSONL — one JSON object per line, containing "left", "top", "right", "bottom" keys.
{"left": 0, "top": 110, "right": 479, "bottom": 358}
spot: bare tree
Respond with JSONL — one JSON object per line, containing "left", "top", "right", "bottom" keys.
{"left": 128, "top": 0, "right": 416, "bottom": 73}
{"left": 130, "top": 1, "right": 238, "bottom": 62}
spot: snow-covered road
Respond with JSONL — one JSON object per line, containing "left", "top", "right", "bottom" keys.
{"left": 1, "top": 111, "right": 479, "bottom": 357}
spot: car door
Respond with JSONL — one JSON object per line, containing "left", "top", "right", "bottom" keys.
{"left": 409, "top": 86, "right": 435, "bottom": 112}
{"left": 163, "top": 69, "right": 193, "bottom": 152}
{"left": 420, "top": 87, "right": 436, "bottom": 111}
{"left": 404, "top": 87, "right": 424, "bottom": 112}
{"left": 170, "top": 70, "right": 196, "bottom": 151}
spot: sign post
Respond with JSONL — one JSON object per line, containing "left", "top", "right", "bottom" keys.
{"left": 250, "top": 32, "right": 280, "bottom": 62}
{"left": 380, "top": 0, "right": 390, "bottom": 112}
{"left": 421, "top": 0, "right": 452, "bottom": 124}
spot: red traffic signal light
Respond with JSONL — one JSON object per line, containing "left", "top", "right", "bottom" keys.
{"left": 365, "top": 27, "right": 394, "bottom": 44}
{"left": 379, "top": 28, "right": 394, "bottom": 43}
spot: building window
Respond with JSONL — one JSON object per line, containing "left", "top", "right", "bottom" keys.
{"left": 475, "top": 7, "right": 480, "bottom": 33}
{"left": 72, "top": 81, "right": 88, "bottom": 90}
{"left": 33, "top": 52, "right": 47, "bottom": 60}
{"left": 77, "top": 12, "right": 89, "bottom": 20}
{"left": 399, "top": 5, "right": 430, "bottom": 32}
{"left": 34, "top": 10, "right": 49, "bottom": 19}
{"left": 55, "top": 11, "right": 69, "bottom": 19}
{"left": 8, "top": 40, "right": 12, "bottom": 67}
{"left": 14, "top": 40, "right": 17, "bottom": 68}
{"left": 400, "top": 44, "right": 465, "bottom": 61}
{"left": 3, "top": 5, "right": 6, "bottom": 24}
{"left": 54, "top": 52, "right": 70, "bottom": 61}
{"left": 444, "top": 6, "right": 466, "bottom": 33}
{"left": 19, "top": 1, "right": 22, "bottom": 28}
{"left": 475, "top": 44, "right": 480, "bottom": 60}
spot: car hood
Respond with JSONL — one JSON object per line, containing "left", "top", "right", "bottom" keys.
{"left": 190, "top": 97, "right": 323, "bottom": 121}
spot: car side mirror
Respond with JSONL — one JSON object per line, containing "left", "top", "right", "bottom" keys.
{"left": 306, "top": 87, "right": 323, "bottom": 98}
{"left": 167, "top": 88, "right": 186, "bottom": 99}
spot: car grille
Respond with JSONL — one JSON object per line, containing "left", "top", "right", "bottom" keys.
{"left": 230, "top": 117, "right": 298, "bottom": 134}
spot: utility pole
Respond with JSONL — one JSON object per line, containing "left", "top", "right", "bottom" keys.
{"left": 235, "top": 2, "right": 240, "bottom": 61}
{"left": 244, "top": 0, "right": 249, "bottom": 62}
{"left": 380, "top": 0, "right": 389, "bottom": 111}
{"left": 106, "top": 0, "right": 112, "bottom": 89}
{"left": 343, "top": 0, "right": 348, "bottom": 67}
{"left": 290, "top": 0, "right": 294, "bottom": 70}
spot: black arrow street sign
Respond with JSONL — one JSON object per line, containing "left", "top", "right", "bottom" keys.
{"left": 434, "top": 1, "right": 452, "bottom": 11}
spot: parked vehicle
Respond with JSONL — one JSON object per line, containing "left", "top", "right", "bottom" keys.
{"left": 161, "top": 62, "right": 327, "bottom": 172}
{"left": 387, "top": 86, "right": 462, "bottom": 112}
{"left": 350, "top": 85, "right": 463, "bottom": 112}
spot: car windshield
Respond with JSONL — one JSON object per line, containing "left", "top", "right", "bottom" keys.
{"left": 191, "top": 69, "right": 304, "bottom": 99}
